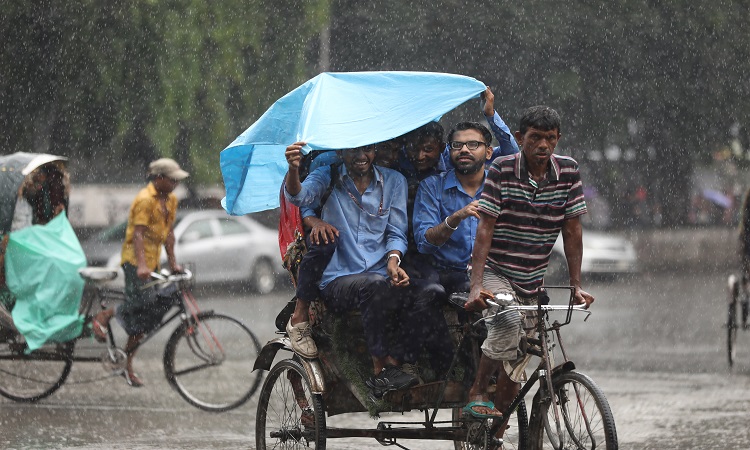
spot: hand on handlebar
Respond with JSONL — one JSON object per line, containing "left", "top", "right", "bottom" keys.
{"left": 137, "top": 264, "right": 152, "bottom": 280}
{"left": 573, "top": 287, "right": 595, "bottom": 309}
{"left": 464, "top": 288, "right": 496, "bottom": 312}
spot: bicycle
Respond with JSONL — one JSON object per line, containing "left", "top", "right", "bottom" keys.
{"left": 254, "top": 285, "right": 618, "bottom": 449}
{"left": 727, "top": 273, "right": 750, "bottom": 368}
{"left": 0, "top": 268, "right": 263, "bottom": 412}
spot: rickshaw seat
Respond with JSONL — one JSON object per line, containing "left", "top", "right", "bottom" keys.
{"left": 78, "top": 267, "right": 118, "bottom": 282}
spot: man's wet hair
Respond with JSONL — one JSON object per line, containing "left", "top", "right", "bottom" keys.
{"left": 407, "top": 121, "right": 444, "bottom": 145}
{"left": 447, "top": 122, "right": 492, "bottom": 145}
{"left": 519, "top": 106, "right": 561, "bottom": 135}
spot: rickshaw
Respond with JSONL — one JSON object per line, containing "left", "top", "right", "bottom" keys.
{"left": 0, "top": 152, "right": 262, "bottom": 411}
{"left": 254, "top": 288, "right": 617, "bottom": 450}
{"left": 220, "top": 71, "right": 618, "bottom": 449}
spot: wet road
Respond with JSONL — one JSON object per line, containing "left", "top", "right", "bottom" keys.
{"left": 2, "top": 270, "right": 750, "bottom": 449}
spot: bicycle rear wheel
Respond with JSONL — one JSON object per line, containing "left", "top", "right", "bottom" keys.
{"left": 163, "top": 311, "right": 262, "bottom": 412}
{"left": 452, "top": 399, "right": 529, "bottom": 450}
{"left": 728, "top": 275, "right": 740, "bottom": 368}
{"left": 0, "top": 337, "right": 74, "bottom": 402}
{"left": 529, "top": 371, "right": 618, "bottom": 450}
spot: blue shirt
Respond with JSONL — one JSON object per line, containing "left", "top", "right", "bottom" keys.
{"left": 442, "top": 111, "right": 519, "bottom": 170}
{"left": 413, "top": 169, "right": 486, "bottom": 271}
{"left": 285, "top": 164, "right": 408, "bottom": 289}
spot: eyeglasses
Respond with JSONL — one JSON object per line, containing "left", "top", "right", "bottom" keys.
{"left": 449, "top": 141, "right": 487, "bottom": 151}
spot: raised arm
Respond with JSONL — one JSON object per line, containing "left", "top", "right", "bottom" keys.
{"left": 481, "top": 87, "right": 519, "bottom": 157}
{"left": 284, "top": 142, "right": 305, "bottom": 196}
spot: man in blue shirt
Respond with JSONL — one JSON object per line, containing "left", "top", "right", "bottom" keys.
{"left": 413, "top": 122, "right": 495, "bottom": 295}
{"left": 285, "top": 142, "right": 446, "bottom": 398}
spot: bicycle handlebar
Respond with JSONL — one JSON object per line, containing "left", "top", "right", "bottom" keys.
{"left": 142, "top": 269, "right": 193, "bottom": 289}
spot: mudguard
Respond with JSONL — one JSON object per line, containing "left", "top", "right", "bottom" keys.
{"left": 252, "top": 336, "right": 327, "bottom": 394}
{"left": 253, "top": 337, "right": 289, "bottom": 372}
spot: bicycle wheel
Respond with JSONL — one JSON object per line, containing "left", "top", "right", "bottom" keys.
{"left": 163, "top": 311, "right": 262, "bottom": 412}
{"left": 256, "top": 358, "right": 326, "bottom": 450}
{"left": 0, "top": 338, "right": 74, "bottom": 402}
{"left": 453, "top": 399, "right": 529, "bottom": 450}
{"left": 728, "top": 275, "right": 740, "bottom": 368}
{"left": 529, "top": 371, "right": 617, "bottom": 450}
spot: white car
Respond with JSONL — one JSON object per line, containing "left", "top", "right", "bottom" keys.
{"left": 88, "top": 210, "right": 284, "bottom": 293}
{"left": 545, "top": 229, "right": 638, "bottom": 284}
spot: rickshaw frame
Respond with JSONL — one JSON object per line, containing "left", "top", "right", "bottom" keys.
{"left": 254, "top": 286, "right": 619, "bottom": 449}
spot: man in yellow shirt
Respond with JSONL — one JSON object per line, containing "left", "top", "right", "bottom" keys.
{"left": 92, "top": 158, "right": 188, "bottom": 387}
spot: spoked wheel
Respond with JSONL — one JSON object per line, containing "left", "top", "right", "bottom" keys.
{"left": 530, "top": 371, "right": 618, "bottom": 450}
{"left": 728, "top": 275, "right": 740, "bottom": 368}
{"left": 0, "top": 338, "right": 74, "bottom": 402}
{"left": 256, "top": 358, "right": 326, "bottom": 450}
{"left": 164, "top": 311, "right": 262, "bottom": 412}
{"left": 453, "top": 399, "right": 529, "bottom": 450}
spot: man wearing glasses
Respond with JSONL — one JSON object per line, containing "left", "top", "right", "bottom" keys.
{"left": 284, "top": 142, "right": 448, "bottom": 399}
{"left": 413, "top": 122, "right": 496, "bottom": 296}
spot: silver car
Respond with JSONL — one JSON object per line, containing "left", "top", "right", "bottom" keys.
{"left": 545, "top": 229, "right": 638, "bottom": 284}
{"left": 81, "top": 209, "right": 284, "bottom": 293}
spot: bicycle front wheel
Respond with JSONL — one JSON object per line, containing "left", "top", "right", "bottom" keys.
{"left": 163, "top": 311, "right": 262, "bottom": 412}
{"left": 0, "top": 338, "right": 74, "bottom": 402}
{"left": 529, "top": 371, "right": 618, "bottom": 450}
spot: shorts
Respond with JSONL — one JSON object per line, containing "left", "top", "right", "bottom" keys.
{"left": 479, "top": 268, "right": 538, "bottom": 382}
{"left": 115, "top": 263, "right": 172, "bottom": 336}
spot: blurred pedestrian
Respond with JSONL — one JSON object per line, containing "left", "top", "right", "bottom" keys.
{"left": 92, "top": 158, "right": 188, "bottom": 387}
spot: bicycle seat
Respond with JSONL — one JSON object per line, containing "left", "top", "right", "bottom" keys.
{"left": 78, "top": 267, "right": 118, "bottom": 282}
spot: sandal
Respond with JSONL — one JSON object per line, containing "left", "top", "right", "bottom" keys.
{"left": 462, "top": 400, "right": 503, "bottom": 420}
{"left": 122, "top": 371, "right": 144, "bottom": 388}
{"left": 91, "top": 319, "right": 108, "bottom": 343}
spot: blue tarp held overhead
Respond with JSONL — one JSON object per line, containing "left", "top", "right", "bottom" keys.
{"left": 220, "top": 71, "right": 486, "bottom": 215}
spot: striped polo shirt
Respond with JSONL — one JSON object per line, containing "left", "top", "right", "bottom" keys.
{"left": 478, "top": 152, "right": 587, "bottom": 296}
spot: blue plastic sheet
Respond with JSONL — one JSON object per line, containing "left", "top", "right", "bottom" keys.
{"left": 220, "top": 71, "right": 486, "bottom": 215}
{"left": 5, "top": 213, "right": 85, "bottom": 351}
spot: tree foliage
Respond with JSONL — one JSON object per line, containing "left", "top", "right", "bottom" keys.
{"left": 0, "top": 0, "right": 329, "bottom": 182}
{"left": 1, "top": 0, "right": 748, "bottom": 226}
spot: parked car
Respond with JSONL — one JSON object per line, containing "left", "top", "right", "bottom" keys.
{"left": 80, "top": 209, "right": 284, "bottom": 293}
{"left": 544, "top": 229, "right": 638, "bottom": 284}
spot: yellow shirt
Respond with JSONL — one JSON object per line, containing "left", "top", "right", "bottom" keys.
{"left": 120, "top": 183, "right": 178, "bottom": 269}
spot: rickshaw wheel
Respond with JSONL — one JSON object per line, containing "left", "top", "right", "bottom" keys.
{"left": 453, "top": 399, "right": 528, "bottom": 450}
{"left": 0, "top": 339, "right": 74, "bottom": 402}
{"left": 256, "top": 358, "right": 326, "bottom": 449}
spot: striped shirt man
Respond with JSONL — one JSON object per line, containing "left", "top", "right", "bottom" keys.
{"left": 477, "top": 151, "right": 587, "bottom": 296}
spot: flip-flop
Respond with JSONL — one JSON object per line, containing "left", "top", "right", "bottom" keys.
{"left": 462, "top": 400, "right": 503, "bottom": 420}
{"left": 91, "top": 319, "right": 108, "bottom": 343}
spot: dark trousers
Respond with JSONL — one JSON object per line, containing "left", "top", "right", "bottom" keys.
{"left": 321, "top": 273, "right": 395, "bottom": 358}
{"left": 436, "top": 269, "right": 471, "bottom": 295}
{"left": 390, "top": 278, "right": 454, "bottom": 376}
{"left": 295, "top": 236, "right": 337, "bottom": 302}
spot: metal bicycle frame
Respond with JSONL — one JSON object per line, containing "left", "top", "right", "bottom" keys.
{"left": 319, "top": 286, "right": 589, "bottom": 444}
